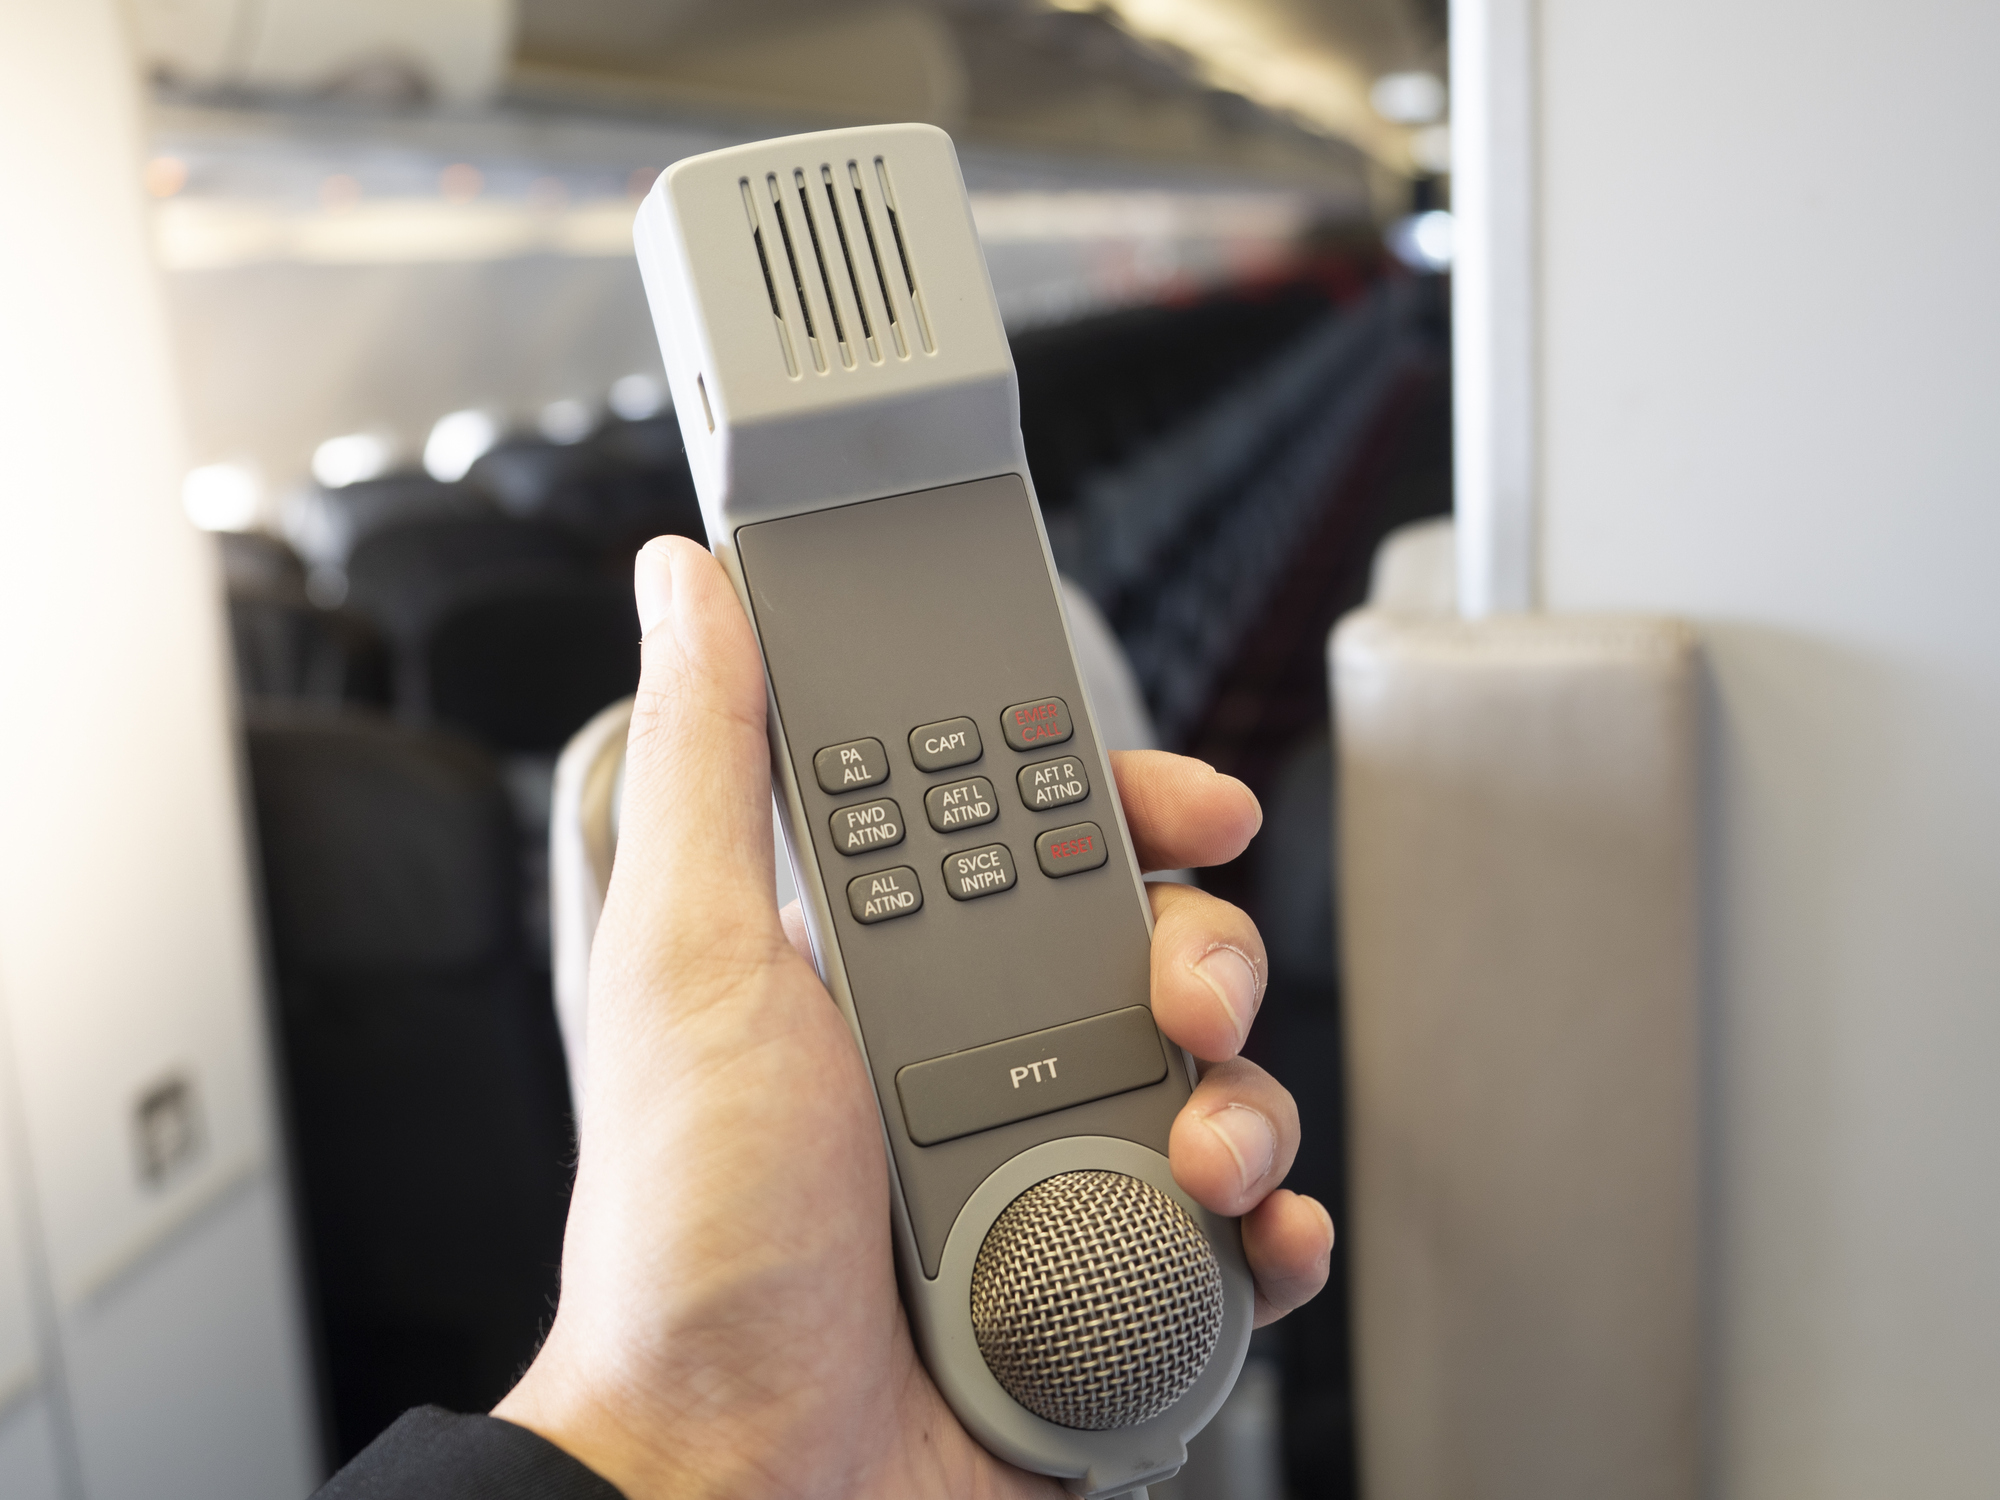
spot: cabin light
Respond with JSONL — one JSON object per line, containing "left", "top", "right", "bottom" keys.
{"left": 608, "top": 373, "right": 667, "bottom": 422}
{"left": 539, "top": 398, "right": 594, "bottom": 445}
{"left": 424, "top": 408, "right": 499, "bottom": 482}
{"left": 182, "top": 462, "right": 260, "bottom": 531}
{"left": 1386, "top": 209, "right": 1455, "bottom": 273}
{"left": 1371, "top": 71, "right": 1447, "bottom": 125}
{"left": 311, "top": 431, "right": 392, "bottom": 488}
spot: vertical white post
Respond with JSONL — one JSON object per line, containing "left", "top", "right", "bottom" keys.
{"left": 1450, "top": 0, "right": 1539, "bottom": 616}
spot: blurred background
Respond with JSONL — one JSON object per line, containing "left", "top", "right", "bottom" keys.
{"left": 3, "top": 1, "right": 1997, "bottom": 1498}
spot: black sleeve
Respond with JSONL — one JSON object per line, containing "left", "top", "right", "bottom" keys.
{"left": 313, "top": 1407, "right": 627, "bottom": 1500}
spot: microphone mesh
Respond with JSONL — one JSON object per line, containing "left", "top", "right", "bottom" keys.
{"left": 969, "top": 1170, "right": 1224, "bottom": 1430}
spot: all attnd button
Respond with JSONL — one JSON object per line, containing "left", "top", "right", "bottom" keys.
{"left": 848, "top": 866, "right": 922, "bottom": 924}
{"left": 815, "top": 738, "right": 888, "bottom": 794}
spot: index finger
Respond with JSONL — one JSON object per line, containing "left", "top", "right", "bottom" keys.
{"left": 1111, "top": 750, "right": 1262, "bottom": 873}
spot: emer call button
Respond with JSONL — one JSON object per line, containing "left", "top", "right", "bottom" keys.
{"left": 814, "top": 737, "right": 888, "bottom": 794}
{"left": 1000, "top": 696, "right": 1072, "bottom": 752}
{"left": 847, "top": 866, "right": 922, "bottom": 924}
{"left": 830, "top": 798, "right": 904, "bottom": 855}
{"left": 1035, "top": 821, "right": 1109, "bottom": 878}
{"left": 910, "top": 717, "right": 982, "bottom": 772}
{"left": 895, "top": 1006, "right": 1169, "bottom": 1147}
{"left": 1018, "top": 755, "right": 1089, "bottom": 811}
{"left": 924, "top": 775, "right": 998, "bottom": 833}
{"left": 943, "top": 842, "right": 1016, "bottom": 900}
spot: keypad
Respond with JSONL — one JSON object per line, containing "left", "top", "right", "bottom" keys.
{"left": 825, "top": 699, "right": 1105, "bottom": 926}
{"left": 925, "top": 776, "right": 998, "bottom": 833}
{"left": 942, "top": 843, "right": 1016, "bottom": 900}
{"left": 831, "top": 798, "right": 904, "bottom": 855}
{"left": 909, "top": 717, "right": 982, "bottom": 772}
{"left": 1000, "top": 697, "right": 1072, "bottom": 751}
{"left": 814, "top": 737, "right": 888, "bottom": 794}
{"left": 1018, "top": 755, "right": 1088, "bottom": 812}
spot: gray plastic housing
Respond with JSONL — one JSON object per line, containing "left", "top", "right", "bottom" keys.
{"left": 633, "top": 125, "right": 1252, "bottom": 1495}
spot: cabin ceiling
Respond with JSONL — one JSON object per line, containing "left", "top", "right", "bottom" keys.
{"left": 510, "top": 0, "right": 1446, "bottom": 186}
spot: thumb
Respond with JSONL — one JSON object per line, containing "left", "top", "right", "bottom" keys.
{"left": 599, "top": 536, "right": 784, "bottom": 974}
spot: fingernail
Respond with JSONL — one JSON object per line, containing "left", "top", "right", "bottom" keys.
{"left": 635, "top": 540, "right": 675, "bottom": 637}
{"left": 1203, "top": 1104, "right": 1276, "bottom": 1194}
{"left": 1192, "top": 945, "right": 1258, "bottom": 1052}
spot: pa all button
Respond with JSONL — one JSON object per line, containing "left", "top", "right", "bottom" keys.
{"left": 814, "top": 737, "right": 888, "bottom": 794}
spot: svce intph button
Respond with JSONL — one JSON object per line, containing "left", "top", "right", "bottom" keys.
{"left": 943, "top": 843, "right": 1016, "bottom": 901}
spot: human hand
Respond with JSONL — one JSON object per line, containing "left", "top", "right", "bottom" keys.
{"left": 494, "top": 537, "right": 1333, "bottom": 1500}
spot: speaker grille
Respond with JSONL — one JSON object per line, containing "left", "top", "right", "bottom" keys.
{"left": 969, "top": 1170, "right": 1224, "bottom": 1430}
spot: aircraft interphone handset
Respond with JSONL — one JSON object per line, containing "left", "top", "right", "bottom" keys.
{"left": 632, "top": 124, "right": 1251, "bottom": 1499}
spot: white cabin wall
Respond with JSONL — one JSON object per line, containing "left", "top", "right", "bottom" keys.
{"left": 0, "top": 2, "right": 320, "bottom": 1495}
{"left": 1518, "top": 0, "right": 2000, "bottom": 1492}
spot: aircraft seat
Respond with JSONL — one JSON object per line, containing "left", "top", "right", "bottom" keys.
{"left": 1330, "top": 523, "right": 1700, "bottom": 1500}
{"left": 243, "top": 707, "right": 573, "bottom": 1462}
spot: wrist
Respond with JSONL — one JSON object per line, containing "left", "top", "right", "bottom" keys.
{"left": 494, "top": 1342, "right": 693, "bottom": 1500}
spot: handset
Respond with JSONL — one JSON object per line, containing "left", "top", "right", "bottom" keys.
{"left": 633, "top": 123, "right": 1251, "bottom": 1499}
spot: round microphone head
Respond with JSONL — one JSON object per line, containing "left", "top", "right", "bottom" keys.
{"left": 969, "top": 1169, "right": 1225, "bottom": 1430}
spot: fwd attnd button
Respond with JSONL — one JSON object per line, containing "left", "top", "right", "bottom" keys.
{"left": 848, "top": 866, "right": 922, "bottom": 924}
{"left": 830, "top": 798, "right": 903, "bottom": 855}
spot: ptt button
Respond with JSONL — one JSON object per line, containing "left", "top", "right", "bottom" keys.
{"left": 909, "top": 717, "right": 982, "bottom": 772}
{"left": 895, "top": 1006, "right": 1169, "bottom": 1146}
{"left": 1000, "top": 697, "right": 1072, "bottom": 751}
{"left": 925, "top": 776, "right": 998, "bottom": 833}
{"left": 1018, "top": 755, "right": 1089, "bottom": 812}
{"left": 814, "top": 737, "right": 888, "bottom": 794}
{"left": 848, "top": 866, "right": 922, "bottom": 924}
{"left": 830, "top": 798, "right": 904, "bottom": 855}
{"left": 1035, "top": 821, "right": 1108, "bottom": 878}
{"left": 943, "top": 843, "right": 1017, "bottom": 901}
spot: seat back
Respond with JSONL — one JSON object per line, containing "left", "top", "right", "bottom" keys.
{"left": 245, "top": 709, "right": 574, "bottom": 1462}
